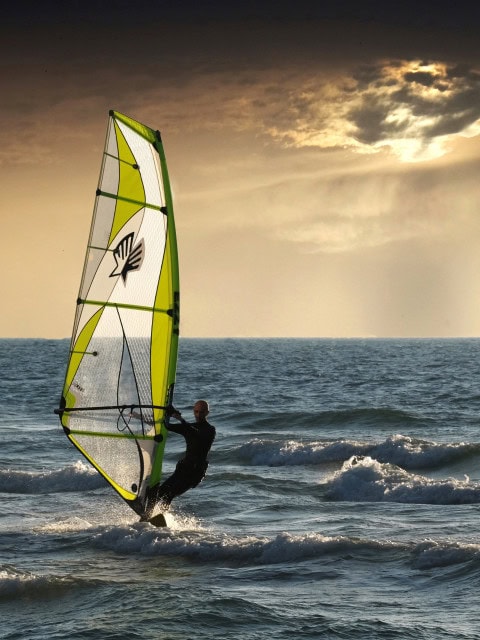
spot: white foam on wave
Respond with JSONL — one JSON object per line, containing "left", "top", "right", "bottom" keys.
{"left": 31, "top": 504, "right": 201, "bottom": 537}
{"left": 412, "top": 540, "right": 480, "bottom": 569}
{"left": 237, "top": 437, "right": 366, "bottom": 466}
{"left": 14, "top": 514, "right": 480, "bottom": 574}
{"left": 237, "top": 434, "right": 479, "bottom": 470}
{"left": 369, "top": 434, "right": 478, "bottom": 469}
{"left": 0, "top": 567, "right": 81, "bottom": 601}
{"left": 35, "top": 515, "right": 95, "bottom": 533}
{"left": 326, "top": 456, "right": 480, "bottom": 504}
{"left": 90, "top": 524, "right": 406, "bottom": 564}
{"left": 0, "top": 460, "right": 104, "bottom": 494}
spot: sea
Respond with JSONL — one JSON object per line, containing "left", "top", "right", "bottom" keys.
{"left": 1, "top": 337, "right": 480, "bottom": 639}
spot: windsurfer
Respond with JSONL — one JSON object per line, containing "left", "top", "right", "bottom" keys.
{"left": 141, "top": 400, "right": 216, "bottom": 520}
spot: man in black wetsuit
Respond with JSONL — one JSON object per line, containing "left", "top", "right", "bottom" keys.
{"left": 143, "top": 400, "right": 216, "bottom": 518}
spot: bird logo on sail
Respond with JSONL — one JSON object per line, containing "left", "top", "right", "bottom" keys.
{"left": 110, "top": 232, "right": 145, "bottom": 283}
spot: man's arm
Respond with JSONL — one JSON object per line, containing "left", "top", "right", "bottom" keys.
{"left": 166, "top": 407, "right": 191, "bottom": 435}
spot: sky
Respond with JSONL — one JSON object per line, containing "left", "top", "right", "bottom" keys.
{"left": 2, "top": 0, "right": 480, "bottom": 338}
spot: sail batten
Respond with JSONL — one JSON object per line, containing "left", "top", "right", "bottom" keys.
{"left": 57, "top": 110, "right": 179, "bottom": 518}
{"left": 78, "top": 298, "right": 174, "bottom": 314}
{"left": 96, "top": 188, "right": 163, "bottom": 211}
{"left": 65, "top": 431, "right": 160, "bottom": 441}
{"left": 58, "top": 403, "right": 168, "bottom": 413}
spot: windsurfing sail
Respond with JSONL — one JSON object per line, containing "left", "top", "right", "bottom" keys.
{"left": 56, "top": 110, "right": 179, "bottom": 519}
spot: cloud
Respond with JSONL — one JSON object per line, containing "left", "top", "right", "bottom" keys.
{"left": 163, "top": 57, "right": 480, "bottom": 164}
{"left": 3, "top": 6, "right": 480, "bottom": 171}
{"left": 147, "top": 57, "right": 480, "bottom": 165}
{"left": 269, "top": 59, "right": 480, "bottom": 162}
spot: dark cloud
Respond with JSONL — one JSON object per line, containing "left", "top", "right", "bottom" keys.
{"left": 346, "top": 61, "right": 480, "bottom": 153}
{"left": 1, "top": 0, "right": 480, "bottom": 165}
{"left": 427, "top": 100, "right": 480, "bottom": 138}
{"left": 403, "top": 71, "right": 440, "bottom": 88}
{"left": 349, "top": 96, "right": 389, "bottom": 145}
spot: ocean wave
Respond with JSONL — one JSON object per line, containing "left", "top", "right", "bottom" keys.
{"left": 0, "top": 461, "right": 105, "bottom": 494}
{"left": 369, "top": 434, "right": 480, "bottom": 470}
{"left": 411, "top": 540, "right": 480, "bottom": 570}
{"left": 0, "top": 565, "right": 91, "bottom": 602}
{"left": 90, "top": 523, "right": 480, "bottom": 577}
{"left": 227, "top": 407, "right": 423, "bottom": 432}
{"left": 236, "top": 437, "right": 366, "bottom": 466}
{"left": 325, "top": 456, "right": 480, "bottom": 504}
{"left": 91, "top": 524, "right": 407, "bottom": 564}
{"left": 316, "top": 407, "right": 424, "bottom": 429}
{"left": 234, "top": 434, "right": 480, "bottom": 470}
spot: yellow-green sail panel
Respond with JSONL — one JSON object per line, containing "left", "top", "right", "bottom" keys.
{"left": 56, "top": 110, "right": 179, "bottom": 518}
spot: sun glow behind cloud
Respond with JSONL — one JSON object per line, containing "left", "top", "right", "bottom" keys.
{"left": 264, "top": 59, "right": 480, "bottom": 163}
{"left": 166, "top": 57, "right": 480, "bottom": 257}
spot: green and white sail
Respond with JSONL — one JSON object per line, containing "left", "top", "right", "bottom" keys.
{"left": 57, "top": 110, "right": 179, "bottom": 518}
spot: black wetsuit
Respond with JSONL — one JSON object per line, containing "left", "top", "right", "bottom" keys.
{"left": 145, "top": 417, "right": 216, "bottom": 514}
